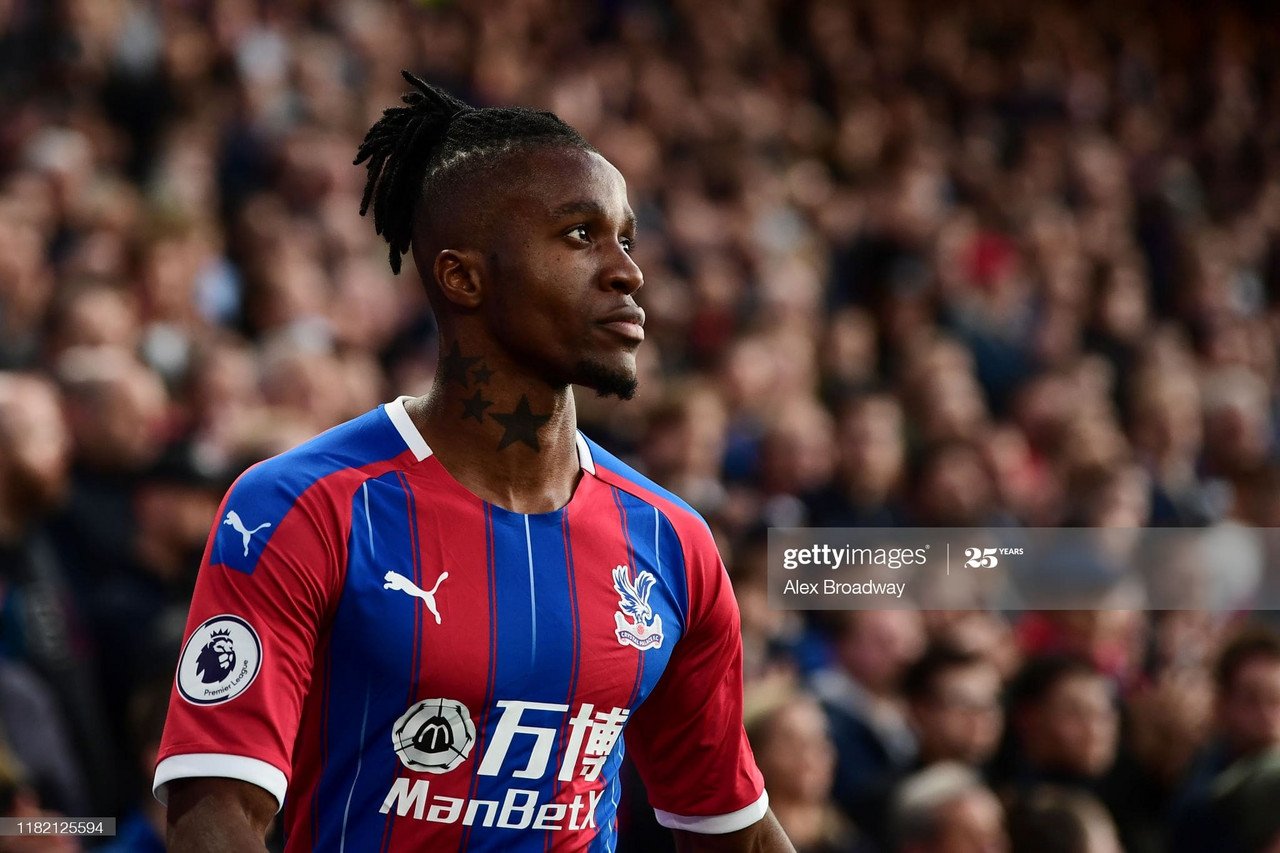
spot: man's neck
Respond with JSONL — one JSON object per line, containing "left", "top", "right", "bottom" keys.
{"left": 406, "top": 341, "right": 582, "bottom": 514}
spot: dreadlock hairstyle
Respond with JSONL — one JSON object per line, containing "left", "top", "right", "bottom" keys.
{"left": 355, "top": 71, "right": 593, "bottom": 274}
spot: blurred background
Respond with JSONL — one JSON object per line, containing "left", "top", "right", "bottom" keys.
{"left": 1, "top": 0, "right": 1280, "bottom": 850}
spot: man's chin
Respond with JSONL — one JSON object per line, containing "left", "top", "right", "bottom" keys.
{"left": 572, "top": 358, "right": 638, "bottom": 400}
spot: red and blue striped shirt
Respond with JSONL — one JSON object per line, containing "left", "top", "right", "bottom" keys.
{"left": 155, "top": 396, "right": 766, "bottom": 851}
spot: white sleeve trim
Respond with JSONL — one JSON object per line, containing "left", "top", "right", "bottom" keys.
{"left": 654, "top": 789, "right": 769, "bottom": 834}
{"left": 153, "top": 753, "right": 288, "bottom": 814}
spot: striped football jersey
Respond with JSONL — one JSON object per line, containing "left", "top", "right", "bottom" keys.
{"left": 155, "top": 396, "right": 766, "bottom": 851}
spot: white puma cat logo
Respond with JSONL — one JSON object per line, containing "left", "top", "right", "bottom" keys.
{"left": 224, "top": 511, "right": 272, "bottom": 557}
{"left": 383, "top": 570, "right": 449, "bottom": 625}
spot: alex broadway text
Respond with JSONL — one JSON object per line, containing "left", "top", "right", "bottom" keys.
{"left": 781, "top": 579, "right": 907, "bottom": 598}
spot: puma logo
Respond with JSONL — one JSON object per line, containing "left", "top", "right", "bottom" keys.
{"left": 224, "top": 511, "right": 272, "bottom": 557}
{"left": 383, "top": 570, "right": 449, "bottom": 624}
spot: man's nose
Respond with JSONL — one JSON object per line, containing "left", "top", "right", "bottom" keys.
{"left": 603, "top": 243, "right": 643, "bottom": 295}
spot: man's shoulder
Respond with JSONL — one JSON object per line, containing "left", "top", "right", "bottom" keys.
{"left": 212, "top": 406, "right": 410, "bottom": 573}
{"left": 579, "top": 433, "right": 715, "bottom": 549}
{"left": 231, "top": 404, "right": 407, "bottom": 501}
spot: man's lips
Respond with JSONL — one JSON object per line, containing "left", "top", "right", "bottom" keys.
{"left": 598, "top": 321, "right": 645, "bottom": 342}
{"left": 597, "top": 308, "right": 645, "bottom": 342}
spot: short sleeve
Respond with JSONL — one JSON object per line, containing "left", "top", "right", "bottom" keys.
{"left": 152, "top": 464, "right": 345, "bottom": 812}
{"left": 623, "top": 526, "right": 767, "bottom": 834}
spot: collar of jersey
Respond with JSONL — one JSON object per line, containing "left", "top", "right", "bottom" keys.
{"left": 383, "top": 395, "right": 597, "bottom": 475}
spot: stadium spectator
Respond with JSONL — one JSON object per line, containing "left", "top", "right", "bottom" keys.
{"left": 1173, "top": 624, "right": 1280, "bottom": 849}
{"left": 94, "top": 679, "right": 170, "bottom": 853}
{"left": 1000, "top": 655, "right": 1119, "bottom": 787}
{"left": 804, "top": 393, "right": 909, "bottom": 528}
{"left": 746, "top": 689, "right": 869, "bottom": 853}
{"left": 729, "top": 529, "right": 813, "bottom": 684}
{"left": 0, "top": 738, "right": 81, "bottom": 853}
{"left": 902, "top": 646, "right": 1003, "bottom": 768}
{"left": 889, "top": 762, "right": 1007, "bottom": 853}
{"left": 811, "top": 609, "right": 924, "bottom": 830}
{"left": 1005, "top": 786, "right": 1122, "bottom": 853}
{"left": 992, "top": 654, "right": 1170, "bottom": 849}
{"left": 1205, "top": 751, "right": 1280, "bottom": 853}
{"left": 0, "top": 373, "right": 109, "bottom": 815}
{"left": 849, "top": 644, "right": 1005, "bottom": 847}
{"left": 0, "top": 659, "right": 87, "bottom": 825}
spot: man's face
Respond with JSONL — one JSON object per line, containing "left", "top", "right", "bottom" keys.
{"left": 755, "top": 701, "right": 836, "bottom": 803}
{"left": 1024, "top": 673, "right": 1117, "bottom": 778}
{"left": 1219, "top": 657, "right": 1280, "bottom": 756}
{"left": 838, "top": 609, "right": 925, "bottom": 694}
{"left": 482, "top": 147, "right": 644, "bottom": 399}
{"left": 0, "top": 380, "right": 70, "bottom": 514}
{"left": 910, "top": 663, "right": 1004, "bottom": 766}
{"left": 839, "top": 397, "right": 904, "bottom": 496}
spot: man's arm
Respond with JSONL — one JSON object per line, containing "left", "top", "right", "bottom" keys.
{"left": 166, "top": 778, "right": 275, "bottom": 853}
{"left": 153, "top": 462, "right": 344, "bottom": 845}
{"left": 673, "top": 810, "right": 796, "bottom": 853}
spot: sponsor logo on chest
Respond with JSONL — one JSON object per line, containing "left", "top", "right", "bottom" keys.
{"left": 381, "top": 698, "right": 629, "bottom": 831}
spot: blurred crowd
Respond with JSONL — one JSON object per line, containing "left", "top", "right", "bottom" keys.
{"left": 1, "top": 0, "right": 1280, "bottom": 850}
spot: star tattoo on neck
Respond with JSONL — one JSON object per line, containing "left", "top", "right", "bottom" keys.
{"left": 439, "top": 342, "right": 481, "bottom": 389}
{"left": 471, "top": 362, "right": 494, "bottom": 385}
{"left": 490, "top": 395, "right": 551, "bottom": 451}
{"left": 460, "top": 389, "right": 494, "bottom": 423}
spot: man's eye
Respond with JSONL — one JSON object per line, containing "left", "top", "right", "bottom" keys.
{"left": 569, "top": 225, "right": 590, "bottom": 241}
{"left": 621, "top": 237, "right": 634, "bottom": 254}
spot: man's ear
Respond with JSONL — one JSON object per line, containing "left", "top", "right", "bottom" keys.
{"left": 433, "top": 249, "right": 486, "bottom": 310}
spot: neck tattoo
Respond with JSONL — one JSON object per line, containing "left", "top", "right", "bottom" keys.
{"left": 439, "top": 343, "right": 553, "bottom": 451}
{"left": 439, "top": 341, "right": 481, "bottom": 388}
{"left": 490, "top": 394, "right": 552, "bottom": 451}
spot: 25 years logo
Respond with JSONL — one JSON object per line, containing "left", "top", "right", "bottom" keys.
{"left": 963, "top": 546, "right": 1023, "bottom": 568}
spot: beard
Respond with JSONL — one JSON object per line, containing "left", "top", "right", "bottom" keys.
{"left": 572, "top": 357, "right": 638, "bottom": 400}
